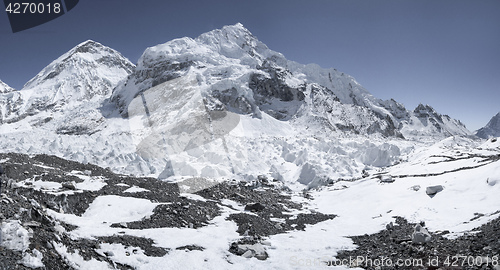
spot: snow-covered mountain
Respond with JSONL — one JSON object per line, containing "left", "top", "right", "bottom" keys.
{"left": 112, "top": 23, "right": 470, "bottom": 141}
{"left": 0, "top": 23, "right": 473, "bottom": 188}
{"left": 401, "top": 103, "right": 471, "bottom": 139}
{"left": 0, "top": 80, "right": 14, "bottom": 93}
{"left": 476, "top": 112, "right": 500, "bottom": 139}
{"left": 0, "top": 40, "right": 134, "bottom": 124}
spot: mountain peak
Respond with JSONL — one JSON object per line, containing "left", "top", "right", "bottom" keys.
{"left": 476, "top": 111, "right": 500, "bottom": 139}
{"left": 0, "top": 79, "right": 15, "bottom": 93}
{"left": 414, "top": 103, "right": 435, "bottom": 113}
{"left": 217, "top": 22, "right": 248, "bottom": 33}
{"left": 198, "top": 22, "right": 261, "bottom": 49}
{"left": 198, "top": 23, "right": 252, "bottom": 40}
{"left": 13, "top": 40, "right": 134, "bottom": 120}
{"left": 78, "top": 39, "right": 100, "bottom": 46}
{"left": 220, "top": 22, "right": 252, "bottom": 36}
{"left": 230, "top": 22, "right": 246, "bottom": 29}
{"left": 408, "top": 103, "right": 470, "bottom": 137}
{"left": 23, "top": 39, "right": 134, "bottom": 90}
{"left": 71, "top": 40, "right": 105, "bottom": 54}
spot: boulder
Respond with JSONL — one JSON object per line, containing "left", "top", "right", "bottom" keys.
{"left": 239, "top": 243, "right": 268, "bottom": 260}
{"left": 411, "top": 224, "right": 432, "bottom": 244}
{"left": 380, "top": 175, "right": 394, "bottom": 183}
{"left": 487, "top": 178, "right": 498, "bottom": 186}
{"left": 245, "top": 203, "right": 265, "bottom": 212}
{"left": 61, "top": 181, "right": 77, "bottom": 190}
{"left": 426, "top": 185, "right": 444, "bottom": 196}
{"left": 410, "top": 185, "right": 421, "bottom": 191}
{"left": 241, "top": 250, "right": 254, "bottom": 258}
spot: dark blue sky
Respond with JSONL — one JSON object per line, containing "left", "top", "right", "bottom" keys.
{"left": 1, "top": 0, "right": 499, "bottom": 131}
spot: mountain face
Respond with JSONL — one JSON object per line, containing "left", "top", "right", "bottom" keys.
{"left": 401, "top": 104, "right": 471, "bottom": 138}
{"left": 0, "top": 40, "right": 134, "bottom": 123}
{"left": 111, "top": 23, "right": 470, "bottom": 140}
{"left": 476, "top": 112, "right": 500, "bottom": 139}
{"left": 0, "top": 24, "right": 473, "bottom": 187}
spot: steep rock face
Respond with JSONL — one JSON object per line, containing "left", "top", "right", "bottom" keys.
{"left": 2, "top": 41, "right": 134, "bottom": 122}
{"left": 249, "top": 62, "right": 306, "bottom": 120}
{"left": 476, "top": 112, "right": 500, "bottom": 139}
{"left": 0, "top": 80, "right": 21, "bottom": 123}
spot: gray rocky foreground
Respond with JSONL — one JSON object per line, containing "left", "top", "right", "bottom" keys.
{"left": 0, "top": 153, "right": 333, "bottom": 269}
{"left": 1, "top": 153, "right": 499, "bottom": 269}
{"left": 335, "top": 216, "right": 500, "bottom": 269}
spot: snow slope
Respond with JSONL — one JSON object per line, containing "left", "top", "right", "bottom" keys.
{"left": 312, "top": 137, "right": 500, "bottom": 244}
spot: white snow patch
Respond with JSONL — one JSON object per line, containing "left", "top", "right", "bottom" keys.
{"left": 0, "top": 220, "right": 30, "bottom": 251}
{"left": 75, "top": 176, "right": 108, "bottom": 191}
{"left": 82, "top": 196, "right": 157, "bottom": 223}
{"left": 116, "top": 183, "right": 130, "bottom": 187}
{"left": 19, "top": 249, "right": 44, "bottom": 268}
{"left": 47, "top": 195, "right": 159, "bottom": 239}
{"left": 179, "top": 193, "right": 207, "bottom": 202}
{"left": 53, "top": 242, "right": 111, "bottom": 269}
{"left": 123, "top": 186, "right": 150, "bottom": 193}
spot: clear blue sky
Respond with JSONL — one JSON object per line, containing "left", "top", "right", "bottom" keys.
{"left": 1, "top": 0, "right": 499, "bottom": 131}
